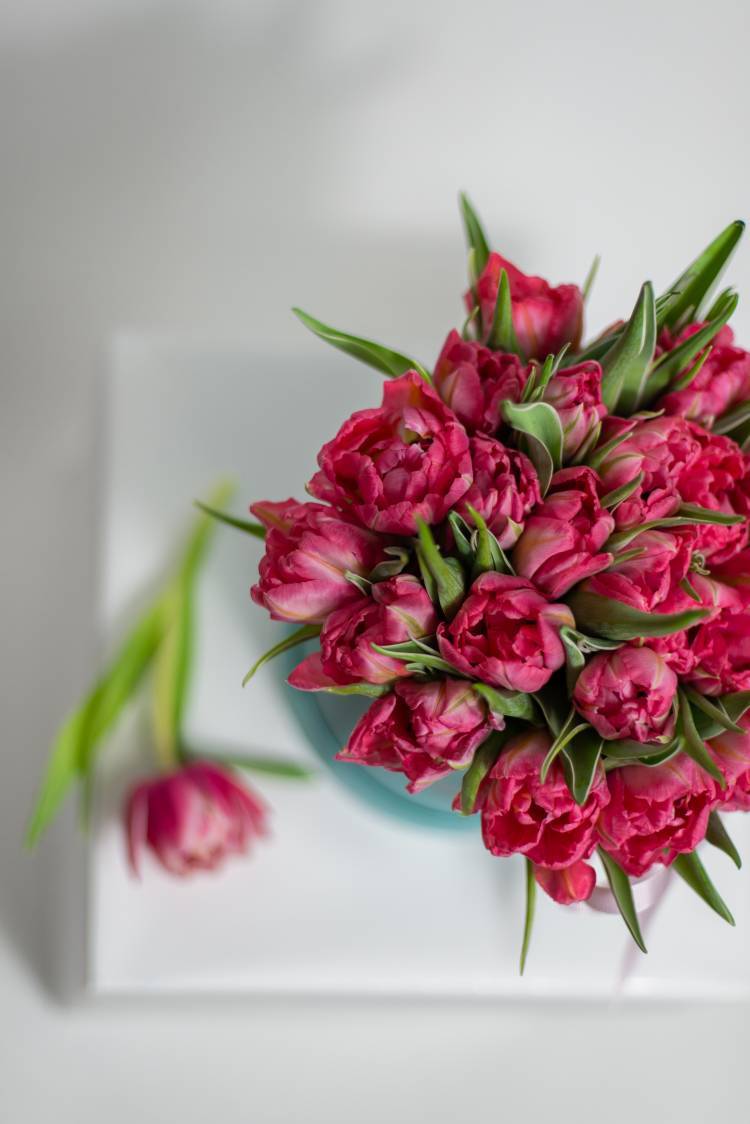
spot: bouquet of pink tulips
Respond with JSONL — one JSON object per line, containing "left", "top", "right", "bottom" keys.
{"left": 245, "top": 197, "right": 750, "bottom": 963}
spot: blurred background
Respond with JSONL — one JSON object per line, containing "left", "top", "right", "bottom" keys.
{"left": 2, "top": 1, "right": 749, "bottom": 1120}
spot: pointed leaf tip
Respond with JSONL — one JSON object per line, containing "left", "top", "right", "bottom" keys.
{"left": 673, "top": 850, "right": 735, "bottom": 925}
{"left": 598, "top": 848, "right": 648, "bottom": 953}
{"left": 292, "top": 308, "right": 430, "bottom": 382}
{"left": 459, "top": 193, "right": 491, "bottom": 276}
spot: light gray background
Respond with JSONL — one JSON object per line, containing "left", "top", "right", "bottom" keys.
{"left": 2, "top": 1, "right": 749, "bottom": 1121}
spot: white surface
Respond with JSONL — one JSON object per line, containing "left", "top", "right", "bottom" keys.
{"left": 91, "top": 338, "right": 750, "bottom": 1000}
{"left": 3, "top": 1, "right": 750, "bottom": 1121}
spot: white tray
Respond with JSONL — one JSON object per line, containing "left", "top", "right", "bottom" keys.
{"left": 88, "top": 336, "right": 750, "bottom": 999}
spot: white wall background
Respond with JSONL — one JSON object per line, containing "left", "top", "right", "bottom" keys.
{"left": 2, "top": 1, "right": 750, "bottom": 1121}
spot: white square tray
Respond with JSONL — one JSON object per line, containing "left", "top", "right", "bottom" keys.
{"left": 88, "top": 336, "right": 750, "bottom": 999}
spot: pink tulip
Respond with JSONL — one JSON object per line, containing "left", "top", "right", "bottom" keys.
{"left": 708, "top": 713, "right": 750, "bottom": 811}
{"left": 125, "top": 762, "right": 267, "bottom": 877}
{"left": 687, "top": 591, "right": 750, "bottom": 695}
{"left": 308, "top": 370, "right": 472, "bottom": 535}
{"left": 250, "top": 499, "right": 390, "bottom": 624}
{"left": 433, "top": 329, "right": 528, "bottom": 433}
{"left": 437, "top": 572, "right": 574, "bottom": 693}
{"left": 596, "top": 416, "right": 701, "bottom": 528}
{"left": 534, "top": 861, "right": 597, "bottom": 905}
{"left": 541, "top": 361, "right": 607, "bottom": 460}
{"left": 583, "top": 527, "right": 696, "bottom": 613}
{"left": 289, "top": 574, "right": 437, "bottom": 689}
{"left": 658, "top": 324, "right": 750, "bottom": 428}
{"left": 573, "top": 646, "right": 678, "bottom": 743}
{"left": 598, "top": 756, "right": 716, "bottom": 877}
{"left": 643, "top": 573, "right": 743, "bottom": 676}
{"left": 338, "top": 678, "right": 503, "bottom": 792}
{"left": 455, "top": 435, "right": 540, "bottom": 548}
{"left": 467, "top": 252, "right": 583, "bottom": 361}
{"left": 512, "top": 466, "right": 614, "bottom": 597}
{"left": 675, "top": 425, "right": 749, "bottom": 564}
{"left": 473, "top": 729, "right": 609, "bottom": 869}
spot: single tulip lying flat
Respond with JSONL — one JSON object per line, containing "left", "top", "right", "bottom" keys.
{"left": 242, "top": 196, "right": 750, "bottom": 968}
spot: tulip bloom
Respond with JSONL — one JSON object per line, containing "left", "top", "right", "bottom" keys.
{"left": 433, "top": 329, "right": 528, "bottom": 433}
{"left": 467, "top": 252, "right": 583, "bottom": 360}
{"left": 584, "top": 527, "right": 695, "bottom": 613}
{"left": 512, "top": 466, "right": 614, "bottom": 597}
{"left": 658, "top": 324, "right": 750, "bottom": 428}
{"left": 687, "top": 595, "right": 750, "bottom": 695}
{"left": 308, "top": 370, "right": 472, "bottom": 535}
{"left": 437, "top": 572, "right": 574, "bottom": 693}
{"left": 474, "top": 730, "right": 609, "bottom": 871}
{"left": 338, "top": 678, "right": 503, "bottom": 792}
{"left": 125, "top": 763, "right": 267, "bottom": 877}
{"left": 573, "top": 647, "right": 678, "bottom": 743}
{"left": 541, "top": 361, "right": 607, "bottom": 460}
{"left": 596, "top": 416, "right": 701, "bottom": 528}
{"left": 455, "top": 435, "right": 540, "bottom": 548}
{"left": 598, "top": 757, "right": 716, "bottom": 877}
{"left": 251, "top": 499, "right": 389, "bottom": 623}
{"left": 676, "top": 426, "right": 749, "bottom": 564}
{"left": 289, "top": 574, "right": 437, "bottom": 689}
{"left": 708, "top": 713, "right": 750, "bottom": 811}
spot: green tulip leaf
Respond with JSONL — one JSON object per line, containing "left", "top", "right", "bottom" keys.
{"left": 460, "top": 731, "right": 505, "bottom": 815}
{"left": 564, "top": 629, "right": 623, "bottom": 653}
{"left": 677, "top": 690, "right": 726, "bottom": 786}
{"left": 533, "top": 675, "right": 569, "bottom": 738}
{"left": 647, "top": 290, "right": 739, "bottom": 401}
{"left": 371, "top": 642, "right": 457, "bottom": 676}
{"left": 189, "top": 749, "right": 314, "bottom": 780}
{"left": 586, "top": 421, "right": 640, "bottom": 473}
{"left": 193, "top": 500, "right": 265, "bottom": 539}
{"left": 466, "top": 504, "right": 509, "bottom": 578}
{"left": 566, "top": 591, "right": 708, "bottom": 640}
{"left": 153, "top": 484, "right": 235, "bottom": 766}
{"left": 602, "top": 737, "right": 678, "bottom": 764}
{"left": 447, "top": 512, "right": 475, "bottom": 566}
{"left": 473, "top": 682, "right": 539, "bottom": 723}
{"left": 598, "top": 848, "right": 648, "bottom": 953}
{"left": 600, "top": 282, "right": 656, "bottom": 413}
{"left": 26, "top": 593, "right": 170, "bottom": 847}
{"left": 28, "top": 481, "right": 234, "bottom": 845}
{"left": 712, "top": 399, "right": 750, "bottom": 437}
{"left": 316, "top": 682, "right": 390, "bottom": 699}
{"left": 574, "top": 327, "right": 623, "bottom": 364}
{"left": 242, "top": 624, "right": 320, "bottom": 686}
{"left": 502, "top": 399, "right": 563, "bottom": 494}
{"left": 459, "top": 192, "right": 491, "bottom": 276}
{"left": 720, "top": 690, "right": 750, "bottom": 723}
{"left": 657, "top": 220, "right": 745, "bottom": 331}
{"left": 607, "top": 509, "right": 744, "bottom": 553}
{"left": 677, "top": 503, "right": 744, "bottom": 527}
{"left": 582, "top": 255, "right": 601, "bottom": 304}
{"left": 600, "top": 471, "right": 645, "bottom": 511}
{"left": 683, "top": 687, "right": 743, "bottom": 735}
{"left": 520, "top": 858, "right": 537, "bottom": 976}
{"left": 672, "top": 850, "right": 735, "bottom": 925}
{"left": 414, "top": 543, "right": 439, "bottom": 604}
{"left": 562, "top": 727, "right": 603, "bottom": 805}
{"left": 668, "top": 346, "right": 712, "bottom": 394}
{"left": 705, "top": 811, "right": 742, "bottom": 870}
{"left": 488, "top": 268, "right": 521, "bottom": 355}
{"left": 416, "top": 519, "right": 466, "bottom": 620}
{"left": 292, "top": 308, "right": 430, "bottom": 382}
{"left": 540, "top": 714, "right": 590, "bottom": 782}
